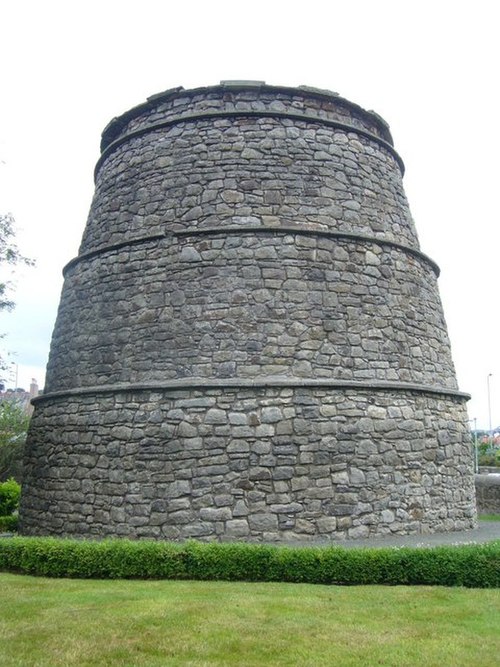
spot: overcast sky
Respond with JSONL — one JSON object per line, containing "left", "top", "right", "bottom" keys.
{"left": 0, "top": 0, "right": 498, "bottom": 429}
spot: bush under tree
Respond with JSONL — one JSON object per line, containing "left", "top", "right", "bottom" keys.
{"left": 0, "top": 399, "right": 30, "bottom": 482}
{"left": 0, "top": 477, "right": 20, "bottom": 531}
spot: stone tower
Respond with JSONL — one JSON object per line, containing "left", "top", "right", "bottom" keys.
{"left": 20, "top": 82, "right": 476, "bottom": 541}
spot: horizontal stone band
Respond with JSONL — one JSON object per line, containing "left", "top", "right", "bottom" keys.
{"left": 33, "top": 378, "right": 470, "bottom": 405}
{"left": 63, "top": 233, "right": 166, "bottom": 276}
{"left": 94, "top": 109, "right": 405, "bottom": 180}
{"left": 63, "top": 226, "right": 439, "bottom": 277}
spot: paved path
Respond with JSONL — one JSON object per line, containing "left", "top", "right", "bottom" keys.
{"left": 309, "top": 521, "right": 500, "bottom": 549}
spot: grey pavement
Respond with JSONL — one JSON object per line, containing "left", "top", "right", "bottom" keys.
{"left": 302, "top": 520, "right": 500, "bottom": 549}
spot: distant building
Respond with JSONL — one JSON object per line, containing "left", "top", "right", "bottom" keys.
{"left": 0, "top": 379, "right": 40, "bottom": 414}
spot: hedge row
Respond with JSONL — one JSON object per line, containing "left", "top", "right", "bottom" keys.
{"left": 0, "top": 536, "right": 499, "bottom": 587}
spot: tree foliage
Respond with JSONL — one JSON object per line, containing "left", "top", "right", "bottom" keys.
{"left": 0, "top": 399, "right": 30, "bottom": 481}
{"left": 0, "top": 212, "right": 35, "bottom": 483}
{"left": 0, "top": 213, "right": 33, "bottom": 311}
{"left": 0, "top": 212, "right": 34, "bottom": 379}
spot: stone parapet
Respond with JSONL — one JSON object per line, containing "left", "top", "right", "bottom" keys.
{"left": 100, "top": 83, "right": 395, "bottom": 151}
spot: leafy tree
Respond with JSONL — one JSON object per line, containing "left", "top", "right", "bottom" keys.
{"left": 0, "top": 212, "right": 33, "bottom": 308}
{"left": 0, "top": 212, "right": 34, "bottom": 481}
{"left": 0, "top": 399, "right": 30, "bottom": 482}
{"left": 0, "top": 212, "right": 34, "bottom": 379}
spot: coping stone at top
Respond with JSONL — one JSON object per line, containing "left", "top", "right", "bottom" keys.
{"left": 220, "top": 80, "right": 266, "bottom": 87}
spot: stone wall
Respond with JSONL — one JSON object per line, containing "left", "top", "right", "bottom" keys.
{"left": 475, "top": 474, "right": 500, "bottom": 514}
{"left": 21, "top": 387, "right": 475, "bottom": 541}
{"left": 20, "top": 82, "right": 476, "bottom": 540}
{"left": 48, "top": 234, "right": 454, "bottom": 390}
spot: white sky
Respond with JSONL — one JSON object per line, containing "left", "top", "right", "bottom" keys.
{"left": 0, "top": 0, "right": 498, "bottom": 429}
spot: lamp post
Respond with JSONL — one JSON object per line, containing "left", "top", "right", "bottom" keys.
{"left": 469, "top": 417, "right": 478, "bottom": 473}
{"left": 10, "top": 362, "right": 18, "bottom": 392}
{"left": 487, "top": 373, "right": 493, "bottom": 445}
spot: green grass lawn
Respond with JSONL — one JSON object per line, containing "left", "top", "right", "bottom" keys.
{"left": 479, "top": 514, "right": 500, "bottom": 521}
{"left": 1, "top": 574, "right": 499, "bottom": 666}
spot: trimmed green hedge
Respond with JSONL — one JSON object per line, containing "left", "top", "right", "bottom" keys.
{"left": 0, "top": 537, "right": 499, "bottom": 587}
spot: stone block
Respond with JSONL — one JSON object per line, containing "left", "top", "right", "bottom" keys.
{"left": 249, "top": 467, "right": 272, "bottom": 481}
{"left": 295, "top": 519, "right": 316, "bottom": 534}
{"left": 348, "top": 525, "right": 370, "bottom": 539}
{"left": 316, "top": 516, "right": 337, "bottom": 533}
{"left": 179, "top": 246, "right": 201, "bottom": 261}
{"left": 200, "top": 507, "right": 232, "bottom": 522}
{"left": 248, "top": 513, "right": 278, "bottom": 531}
{"left": 233, "top": 500, "right": 249, "bottom": 516}
{"left": 381, "top": 509, "right": 395, "bottom": 523}
{"left": 205, "top": 408, "right": 227, "bottom": 424}
{"left": 226, "top": 519, "right": 250, "bottom": 537}
{"left": 270, "top": 503, "right": 303, "bottom": 514}
{"left": 273, "top": 467, "right": 294, "bottom": 480}
{"left": 261, "top": 407, "right": 282, "bottom": 423}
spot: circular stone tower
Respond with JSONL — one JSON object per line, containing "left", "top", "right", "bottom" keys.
{"left": 20, "top": 82, "right": 476, "bottom": 541}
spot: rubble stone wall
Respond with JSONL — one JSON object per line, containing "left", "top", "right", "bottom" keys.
{"left": 21, "top": 386, "right": 475, "bottom": 541}
{"left": 47, "top": 234, "right": 455, "bottom": 391}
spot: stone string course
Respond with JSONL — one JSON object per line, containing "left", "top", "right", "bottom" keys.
{"left": 20, "top": 83, "right": 476, "bottom": 540}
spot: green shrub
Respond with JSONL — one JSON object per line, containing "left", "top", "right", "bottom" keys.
{"left": 0, "top": 514, "right": 18, "bottom": 532}
{"left": 479, "top": 452, "right": 499, "bottom": 467}
{"left": 0, "top": 478, "right": 21, "bottom": 515}
{"left": 0, "top": 537, "right": 499, "bottom": 588}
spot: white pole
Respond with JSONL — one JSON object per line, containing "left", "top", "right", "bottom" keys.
{"left": 468, "top": 417, "right": 479, "bottom": 473}
{"left": 487, "top": 373, "right": 493, "bottom": 444}
{"left": 474, "top": 417, "right": 478, "bottom": 473}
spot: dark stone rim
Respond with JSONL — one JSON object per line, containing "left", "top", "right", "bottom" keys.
{"left": 33, "top": 378, "right": 470, "bottom": 405}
